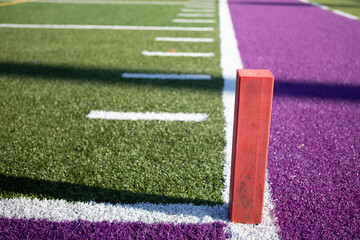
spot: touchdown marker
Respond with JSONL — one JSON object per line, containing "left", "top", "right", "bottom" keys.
{"left": 229, "top": 69, "right": 274, "bottom": 224}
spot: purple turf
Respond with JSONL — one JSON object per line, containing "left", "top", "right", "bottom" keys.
{"left": 228, "top": 0, "right": 360, "bottom": 239}
{"left": 0, "top": 218, "right": 231, "bottom": 240}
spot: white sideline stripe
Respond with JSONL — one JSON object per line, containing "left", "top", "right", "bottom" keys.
{"left": 86, "top": 111, "right": 209, "bottom": 122}
{"left": 298, "top": 0, "right": 358, "bottom": 20}
{"left": 172, "top": 19, "right": 215, "bottom": 23}
{"left": 181, "top": 8, "right": 215, "bottom": 12}
{"left": 142, "top": 51, "right": 214, "bottom": 57}
{"left": 311, "top": 2, "right": 330, "bottom": 10}
{"left": 33, "top": 0, "right": 190, "bottom": 5}
{"left": 155, "top": 37, "right": 213, "bottom": 42}
{"left": 122, "top": 72, "right": 212, "bottom": 80}
{"left": 219, "top": 0, "right": 280, "bottom": 238}
{"left": 332, "top": 10, "right": 359, "bottom": 20}
{"left": 178, "top": 13, "right": 215, "bottom": 17}
{"left": 0, "top": 24, "right": 214, "bottom": 31}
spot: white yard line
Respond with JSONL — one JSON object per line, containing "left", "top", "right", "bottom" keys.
{"left": 86, "top": 111, "right": 209, "bottom": 122}
{"left": 155, "top": 37, "right": 213, "bottom": 42}
{"left": 142, "top": 51, "right": 214, "bottom": 57}
{"left": 172, "top": 19, "right": 215, "bottom": 23}
{"left": 0, "top": 197, "right": 227, "bottom": 223}
{"left": 122, "top": 72, "right": 212, "bottom": 79}
{"left": 218, "top": 0, "right": 279, "bottom": 238}
{"left": 298, "top": 0, "right": 359, "bottom": 20}
{"left": 178, "top": 13, "right": 215, "bottom": 17}
{"left": 181, "top": 8, "right": 215, "bottom": 12}
{"left": 0, "top": 24, "right": 214, "bottom": 31}
{"left": 33, "top": 0, "right": 189, "bottom": 5}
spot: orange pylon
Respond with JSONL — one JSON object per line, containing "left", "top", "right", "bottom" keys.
{"left": 229, "top": 69, "right": 274, "bottom": 224}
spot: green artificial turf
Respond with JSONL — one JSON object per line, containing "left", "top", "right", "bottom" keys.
{"left": 309, "top": 0, "right": 360, "bottom": 18}
{"left": 0, "top": 1, "right": 225, "bottom": 206}
{"left": 0, "top": 2, "right": 216, "bottom": 26}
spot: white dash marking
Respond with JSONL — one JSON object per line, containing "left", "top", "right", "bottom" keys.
{"left": 172, "top": 19, "right": 215, "bottom": 23}
{"left": 181, "top": 8, "right": 215, "bottom": 12}
{"left": 155, "top": 37, "right": 213, "bottom": 42}
{"left": 0, "top": 24, "right": 213, "bottom": 31}
{"left": 178, "top": 13, "right": 215, "bottom": 17}
{"left": 332, "top": 9, "right": 359, "bottom": 20}
{"left": 86, "top": 111, "right": 209, "bottom": 122}
{"left": 122, "top": 72, "right": 211, "bottom": 80}
{"left": 142, "top": 51, "right": 214, "bottom": 57}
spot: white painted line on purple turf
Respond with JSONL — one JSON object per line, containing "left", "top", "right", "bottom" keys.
{"left": 298, "top": 0, "right": 358, "bottom": 20}
{"left": 155, "top": 37, "right": 214, "bottom": 42}
{"left": 310, "top": 2, "right": 330, "bottom": 10}
{"left": 219, "top": 0, "right": 279, "bottom": 238}
{"left": 172, "top": 19, "right": 215, "bottom": 23}
{"left": 86, "top": 111, "right": 209, "bottom": 122}
{"left": 181, "top": 8, "right": 215, "bottom": 12}
{"left": 122, "top": 72, "right": 211, "bottom": 80}
{"left": 142, "top": 51, "right": 214, "bottom": 57}
{"left": 0, "top": 24, "right": 214, "bottom": 31}
{"left": 332, "top": 10, "right": 359, "bottom": 20}
{"left": 177, "top": 13, "right": 215, "bottom": 17}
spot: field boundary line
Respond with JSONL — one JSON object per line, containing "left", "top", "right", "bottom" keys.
{"left": 332, "top": 9, "right": 359, "bottom": 20}
{"left": 86, "top": 111, "right": 209, "bottom": 122}
{"left": 298, "top": 0, "right": 359, "bottom": 20}
{"left": 0, "top": 24, "right": 214, "bottom": 31}
{"left": 218, "top": 0, "right": 279, "bottom": 238}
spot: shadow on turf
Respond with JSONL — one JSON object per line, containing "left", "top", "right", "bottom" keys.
{"left": 0, "top": 174, "right": 221, "bottom": 206}
{"left": 1, "top": 61, "right": 359, "bottom": 101}
{"left": 274, "top": 80, "right": 360, "bottom": 101}
{"left": 0, "top": 62, "right": 223, "bottom": 92}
